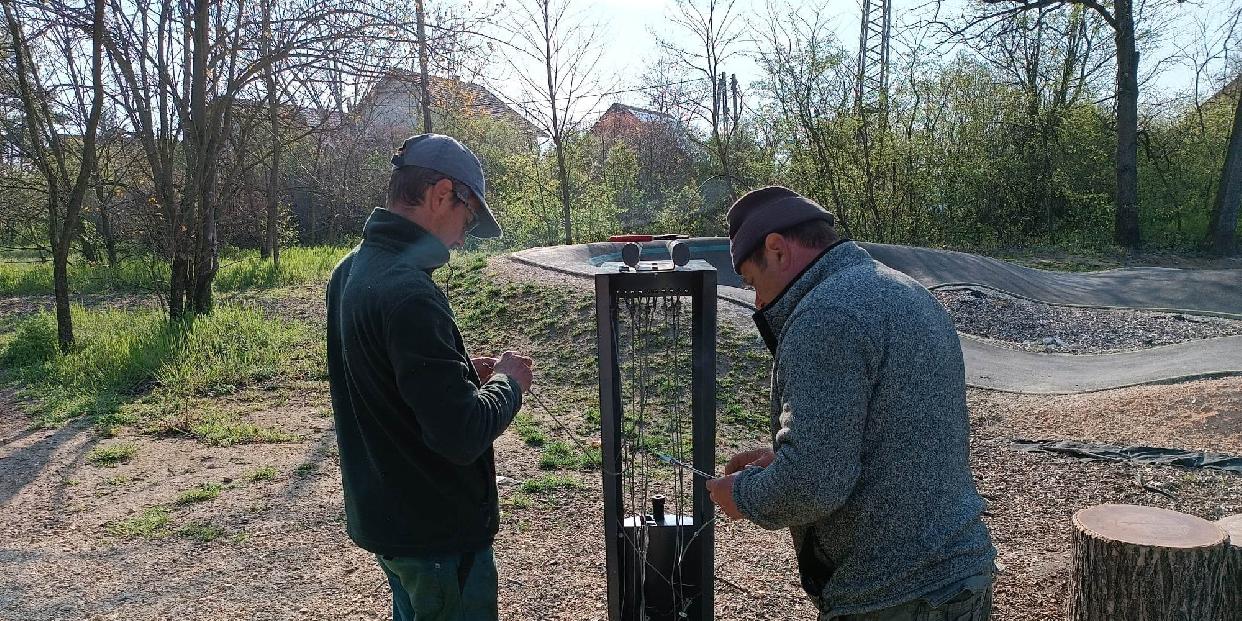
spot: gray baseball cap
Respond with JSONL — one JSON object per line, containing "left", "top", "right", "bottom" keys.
{"left": 391, "top": 133, "right": 502, "bottom": 239}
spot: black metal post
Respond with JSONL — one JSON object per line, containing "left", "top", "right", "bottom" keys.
{"left": 595, "top": 259, "right": 717, "bottom": 621}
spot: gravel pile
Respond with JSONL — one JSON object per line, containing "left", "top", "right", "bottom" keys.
{"left": 934, "top": 286, "right": 1242, "bottom": 354}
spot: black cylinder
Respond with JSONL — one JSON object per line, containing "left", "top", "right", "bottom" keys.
{"left": 668, "top": 240, "right": 690, "bottom": 267}
{"left": 622, "top": 242, "right": 642, "bottom": 268}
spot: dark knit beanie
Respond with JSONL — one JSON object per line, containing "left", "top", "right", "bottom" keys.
{"left": 727, "top": 186, "right": 835, "bottom": 271}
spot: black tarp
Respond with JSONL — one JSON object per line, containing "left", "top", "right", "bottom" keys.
{"left": 1008, "top": 439, "right": 1242, "bottom": 474}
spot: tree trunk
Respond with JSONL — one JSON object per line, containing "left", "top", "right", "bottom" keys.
{"left": 52, "top": 239, "right": 74, "bottom": 353}
{"left": 1112, "top": 0, "right": 1141, "bottom": 249}
{"left": 1217, "top": 514, "right": 1242, "bottom": 621}
{"left": 415, "top": 0, "right": 432, "bottom": 133}
{"left": 1206, "top": 89, "right": 1242, "bottom": 255}
{"left": 1066, "top": 504, "right": 1227, "bottom": 621}
{"left": 93, "top": 183, "right": 117, "bottom": 267}
{"left": 541, "top": 0, "right": 572, "bottom": 245}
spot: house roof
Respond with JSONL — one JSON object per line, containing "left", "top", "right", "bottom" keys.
{"left": 592, "top": 103, "right": 679, "bottom": 132}
{"left": 1205, "top": 74, "right": 1241, "bottom": 108}
{"left": 361, "top": 71, "right": 542, "bottom": 138}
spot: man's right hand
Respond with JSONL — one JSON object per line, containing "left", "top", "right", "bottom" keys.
{"left": 493, "top": 350, "right": 533, "bottom": 393}
{"left": 723, "top": 447, "right": 775, "bottom": 475}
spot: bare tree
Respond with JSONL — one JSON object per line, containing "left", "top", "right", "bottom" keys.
{"left": 103, "top": 0, "right": 390, "bottom": 317}
{"left": 504, "top": 0, "right": 605, "bottom": 245}
{"left": 752, "top": 1, "right": 858, "bottom": 232}
{"left": 655, "top": 0, "right": 745, "bottom": 199}
{"left": 2, "top": 0, "right": 104, "bottom": 351}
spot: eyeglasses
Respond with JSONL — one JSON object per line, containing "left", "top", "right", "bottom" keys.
{"left": 451, "top": 184, "right": 478, "bottom": 232}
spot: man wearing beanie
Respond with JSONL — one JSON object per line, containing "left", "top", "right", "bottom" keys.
{"left": 705, "top": 187, "right": 996, "bottom": 620}
{"left": 327, "top": 134, "right": 533, "bottom": 620}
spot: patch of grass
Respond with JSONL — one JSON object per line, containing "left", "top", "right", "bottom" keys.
{"left": 0, "top": 255, "right": 169, "bottom": 296}
{"left": 86, "top": 443, "right": 137, "bottom": 467}
{"left": 294, "top": 462, "right": 317, "bottom": 477}
{"left": 184, "top": 410, "right": 297, "bottom": 447}
{"left": 175, "top": 482, "right": 223, "bottom": 505}
{"left": 513, "top": 413, "right": 546, "bottom": 447}
{"left": 501, "top": 492, "right": 532, "bottom": 510}
{"left": 0, "top": 246, "right": 352, "bottom": 297}
{"left": 178, "top": 521, "right": 225, "bottom": 542}
{"left": 538, "top": 440, "right": 601, "bottom": 470}
{"left": 104, "top": 474, "right": 133, "bottom": 486}
{"left": 1, "top": 305, "right": 316, "bottom": 429}
{"left": 519, "top": 473, "right": 583, "bottom": 495}
{"left": 246, "top": 466, "right": 279, "bottom": 482}
{"left": 106, "top": 506, "right": 171, "bottom": 538}
{"left": 213, "top": 245, "right": 352, "bottom": 291}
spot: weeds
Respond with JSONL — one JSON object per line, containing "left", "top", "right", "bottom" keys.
{"left": 178, "top": 522, "right": 225, "bottom": 543}
{"left": 246, "top": 466, "right": 279, "bottom": 482}
{"left": 1, "top": 305, "right": 315, "bottom": 428}
{"left": 106, "top": 507, "right": 171, "bottom": 538}
{"left": 86, "top": 443, "right": 137, "bottom": 467}
{"left": 519, "top": 474, "right": 583, "bottom": 494}
{"left": 175, "top": 482, "right": 222, "bottom": 505}
{"left": 513, "top": 413, "right": 546, "bottom": 447}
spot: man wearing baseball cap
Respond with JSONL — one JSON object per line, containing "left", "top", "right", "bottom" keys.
{"left": 327, "top": 134, "right": 532, "bottom": 620}
{"left": 705, "top": 187, "right": 996, "bottom": 620}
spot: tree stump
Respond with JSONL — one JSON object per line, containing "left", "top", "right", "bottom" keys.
{"left": 1217, "top": 514, "right": 1242, "bottom": 621}
{"left": 1066, "top": 503, "right": 1227, "bottom": 621}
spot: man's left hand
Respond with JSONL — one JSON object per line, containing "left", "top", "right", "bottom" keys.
{"left": 706, "top": 473, "right": 743, "bottom": 520}
{"left": 471, "top": 356, "right": 498, "bottom": 382}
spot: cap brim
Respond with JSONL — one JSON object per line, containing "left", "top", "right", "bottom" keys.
{"left": 468, "top": 195, "right": 502, "bottom": 239}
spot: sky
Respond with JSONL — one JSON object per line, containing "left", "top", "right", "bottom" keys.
{"left": 475, "top": 0, "right": 1240, "bottom": 126}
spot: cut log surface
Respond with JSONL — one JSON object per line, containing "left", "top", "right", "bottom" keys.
{"left": 1219, "top": 515, "right": 1242, "bottom": 621}
{"left": 1066, "top": 504, "right": 1228, "bottom": 621}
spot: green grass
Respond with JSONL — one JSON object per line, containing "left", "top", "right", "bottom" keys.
{"left": 213, "top": 245, "right": 352, "bottom": 292}
{"left": 178, "top": 521, "right": 225, "bottom": 542}
{"left": 513, "top": 413, "right": 546, "bottom": 447}
{"left": 0, "top": 245, "right": 352, "bottom": 296}
{"left": 184, "top": 410, "right": 297, "bottom": 446}
{"left": 175, "top": 482, "right": 223, "bottom": 505}
{"left": 0, "top": 304, "right": 318, "bottom": 428}
{"left": 106, "top": 506, "right": 171, "bottom": 538}
{"left": 519, "top": 473, "right": 583, "bottom": 494}
{"left": 537, "top": 440, "right": 601, "bottom": 470}
{"left": 246, "top": 466, "right": 279, "bottom": 482}
{"left": 86, "top": 443, "right": 137, "bottom": 466}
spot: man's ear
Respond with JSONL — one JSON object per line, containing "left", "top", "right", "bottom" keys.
{"left": 426, "top": 178, "right": 454, "bottom": 212}
{"left": 764, "top": 232, "right": 789, "bottom": 268}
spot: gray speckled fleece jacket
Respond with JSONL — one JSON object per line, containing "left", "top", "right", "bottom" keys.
{"left": 732, "top": 240, "right": 995, "bottom": 618}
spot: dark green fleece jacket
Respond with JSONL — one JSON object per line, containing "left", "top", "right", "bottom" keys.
{"left": 326, "top": 208, "right": 523, "bottom": 556}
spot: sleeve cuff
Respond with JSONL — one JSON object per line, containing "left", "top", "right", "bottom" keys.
{"left": 732, "top": 466, "right": 782, "bottom": 530}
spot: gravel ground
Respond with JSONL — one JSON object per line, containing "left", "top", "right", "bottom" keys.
{"left": 934, "top": 286, "right": 1242, "bottom": 354}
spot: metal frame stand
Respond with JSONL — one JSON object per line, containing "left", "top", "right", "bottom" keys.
{"left": 595, "top": 258, "right": 716, "bottom": 621}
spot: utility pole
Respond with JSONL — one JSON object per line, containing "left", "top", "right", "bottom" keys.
{"left": 856, "top": 0, "right": 892, "bottom": 118}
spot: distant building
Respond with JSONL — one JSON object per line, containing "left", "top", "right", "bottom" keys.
{"left": 591, "top": 103, "right": 696, "bottom": 229}
{"left": 1205, "top": 74, "right": 1241, "bottom": 109}
{"left": 355, "top": 71, "right": 543, "bottom": 141}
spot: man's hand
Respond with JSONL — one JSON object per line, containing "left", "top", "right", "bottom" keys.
{"left": 493, "top": 350, "right": 533, "bottom": 393}
{"left": 724, "top": 447, "right": 775, "bottom": 475}
{"left": 471, "top": 356, "right": 498, "bottom": 382}
{"left": 706, "top": 473, "right": 743, "bottom": 519}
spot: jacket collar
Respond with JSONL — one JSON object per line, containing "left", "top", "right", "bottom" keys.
{"left": 753, "top": 239, "right": 869, "bottom": 352}
{"left": 362, "top": 207, "right": 450, "bottom": 271}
